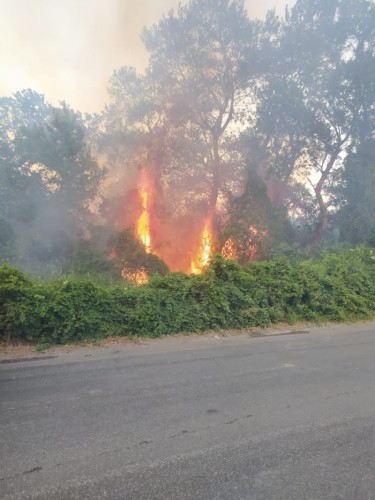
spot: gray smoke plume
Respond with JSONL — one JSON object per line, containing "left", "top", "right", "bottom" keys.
{"left": 0, "top": 0, "right": 294, "bottom": 113}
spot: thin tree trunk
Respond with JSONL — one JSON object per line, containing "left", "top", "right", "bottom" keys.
{"left": 313, "top": 186, "right": 329, "bottom": 243}
{"left": 311, "top": 152, "right": 339, "bottom": 243}
{"left": 209, "top": 134, "right": 221, "bottom": 218}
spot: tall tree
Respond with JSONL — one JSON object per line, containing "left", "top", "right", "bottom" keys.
{"left": 0, "top": 90, "right": 50, "bottom": 225}
{"left": 142, "top": 0, "right": 257, "bottom": 217}
{"left": 251, "top": 0, "right": 375, "bottom": 242}
{"left": 105, "top": 0, "right": 258, "bottom": 224}
{"left": 0, "top": 90, "right": 104, "bottom": 271}
{"left": 338, "top": 139, "right": 375, "bottom": 245}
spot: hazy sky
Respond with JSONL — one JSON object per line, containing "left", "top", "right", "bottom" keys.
{"left": 1, "top": 0, "right": 294, "bottom": 113}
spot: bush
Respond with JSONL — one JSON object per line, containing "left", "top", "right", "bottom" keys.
{"left": 0, "top": 264, "right": 45, "bottom": 341}
{"left": 64, "top": 243, "right": 121, "bottom": 282}
{"left": 0, "top": 248, "right": 374, "bottom": 344}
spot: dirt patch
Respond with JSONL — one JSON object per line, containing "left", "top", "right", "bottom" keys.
{"left": 0, "top": 321, "right": 324, "bottom": 361}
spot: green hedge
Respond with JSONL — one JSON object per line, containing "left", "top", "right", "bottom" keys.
{"left": 1, "top": 249, "right": 374, "bottom": 343}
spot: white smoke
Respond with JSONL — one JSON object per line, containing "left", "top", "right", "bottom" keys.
{"left": 0, "top": 0, "right": 294, "bottom": 113}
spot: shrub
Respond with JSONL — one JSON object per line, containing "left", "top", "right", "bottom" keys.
{"left": 0, "top": 264, "right": 45, "bottom": 341}
{"left": 0, "top": 248, "right": 374, "bottom": 344}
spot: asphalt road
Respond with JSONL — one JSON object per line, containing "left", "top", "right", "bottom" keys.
{"left": 1, "top": 322, "right": 375, "bottom": 499}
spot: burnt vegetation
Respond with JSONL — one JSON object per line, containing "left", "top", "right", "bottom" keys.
{"left": 1, "top": 0, "right": 374, "bottom": 342}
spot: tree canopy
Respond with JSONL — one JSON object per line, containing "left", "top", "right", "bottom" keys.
{"left": 1, "top": 0, "right": 374, "bottom": 275}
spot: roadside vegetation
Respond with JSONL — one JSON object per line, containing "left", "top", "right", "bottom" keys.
{"left": 1, "top": 0, "right": 374, "bottom": 347}
{"left": 1, "top": 248, "right": 374, "bottom": 345}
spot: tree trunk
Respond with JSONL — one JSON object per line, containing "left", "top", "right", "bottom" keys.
{"left": 313, "top": 185, "right": 329, "bottom": 243}
{"left": 311, "top": 152, "right": 339, "bottom": 243}
{"left": 209, "top": 133, "right": 221, "bottom": 218}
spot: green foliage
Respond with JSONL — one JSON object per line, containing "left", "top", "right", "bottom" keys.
{"left": 0, "top": 264, "right": 44, "bottom": 341}
{"left": 36, "top": 343, "right": 51, "bottom": 352}
{"left": 222, "top": 170, "right": 288, "bottom": 262}
{"left": 1, "top": 249, "right": 374, "bottom": 344}
{"left": 0, "top": 217, "right": 15, "bottom": 247}
{"left": 337, "top": 140, "right": 375, "bottom": 246}
{"left": 109, "top": 229, "right": 169, "bottom": 278}
{"left": 37, "top": 278, "right": 126, "bottom": 343}
{"left": 0, "top": 91, "right": 105, "bottom": 275}
{"left": 0, "top": 217, "right": 16, "bottom": 264}
{"left": 64, "top": 241, "right": 121, "bottom": 282}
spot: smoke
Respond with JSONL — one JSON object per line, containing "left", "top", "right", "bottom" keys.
{"left": 0, "top": 0, "right": 294, "bottom": 114}
{"left": 245, "top": 0, "right": 292, "bottom": 18}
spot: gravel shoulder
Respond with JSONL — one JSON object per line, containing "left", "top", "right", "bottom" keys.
{"left": 1, "top": 320, "right": 373, "bottom": 365}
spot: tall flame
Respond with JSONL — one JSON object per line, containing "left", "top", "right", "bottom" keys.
{"left": 137, "top": 172, "right": 151, "bottom": 253}
{"left": 191, "top": 223, "right": 212, "bottom": 274}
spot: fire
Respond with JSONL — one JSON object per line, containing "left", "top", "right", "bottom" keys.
{"left": 221, "top": 226, "right": 268, "bottom": 262}
{"left": 248, "top": 225, "right": 258, "bottom": 259}
{"left": 248, "top": 225, "right": 267, "bottom": 260}
{"left": 221, "top": 238, "right": 237, "bottom": 260}
{"left": 137, "top": 170, "right": 152, "bottom": 253}
{"left": 191, "top": 223, "right": 213, "bottom": 274}
{"left": 118, "top": 166, "right": 270, "bottom": 274}
{"left": 121, "top": 267, "right": 149, "bottom": 285}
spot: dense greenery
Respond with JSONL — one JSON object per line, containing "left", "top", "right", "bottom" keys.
{"left": 1, "top": 249, "right": 374, "bottom": 344}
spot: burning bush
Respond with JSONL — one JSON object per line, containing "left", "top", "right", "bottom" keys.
{"left": 220, "top": 171, "right": 289, "bottom": 264}
{"left": 109, "top": 229, "right": 169, "bottom": 284}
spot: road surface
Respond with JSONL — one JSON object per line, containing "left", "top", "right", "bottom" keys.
{"left": 1, "top": 322, "right": 375, "bottom": 499}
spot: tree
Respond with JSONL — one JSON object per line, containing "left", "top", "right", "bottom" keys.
{"left": 0, "top": 90, "right": 104, "bottom": 273}
{"left": 250, "top": 0, "right": 375, "bottom": 243}
{"left": 221, "top": 168, "right": 290, "bottom": 262}
{"left": 0, "top": 90, "right": 50, "bottom": 225}
{"left": 337, "top": 139, "right": 375, "bottom": 245}
{"left": 142, "top": 0, "right": 257, "bottom": 218}
{"left": 104, "top": 0, "right": 258, "bottom": 229}
{"left": 108, "top": 229, "right": 169, "bottom": 278}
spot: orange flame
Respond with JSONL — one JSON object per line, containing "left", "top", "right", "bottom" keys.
{"left": 221, "top": 226, "right": 268, "bottom": 262}
{"left": 248, "top": 225, "right": 267, "bottom": 260}
{"left": 121, "top": 267, "right": 149, "bottom": 285}
{"left": 221, "top": 238, "right": 237, "bottom": 260}
{"left": 137, "top": 171, "right": 152, "bottom": 253}
{"left": 191, "top": 222, "right": 213, "bottom": 274}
